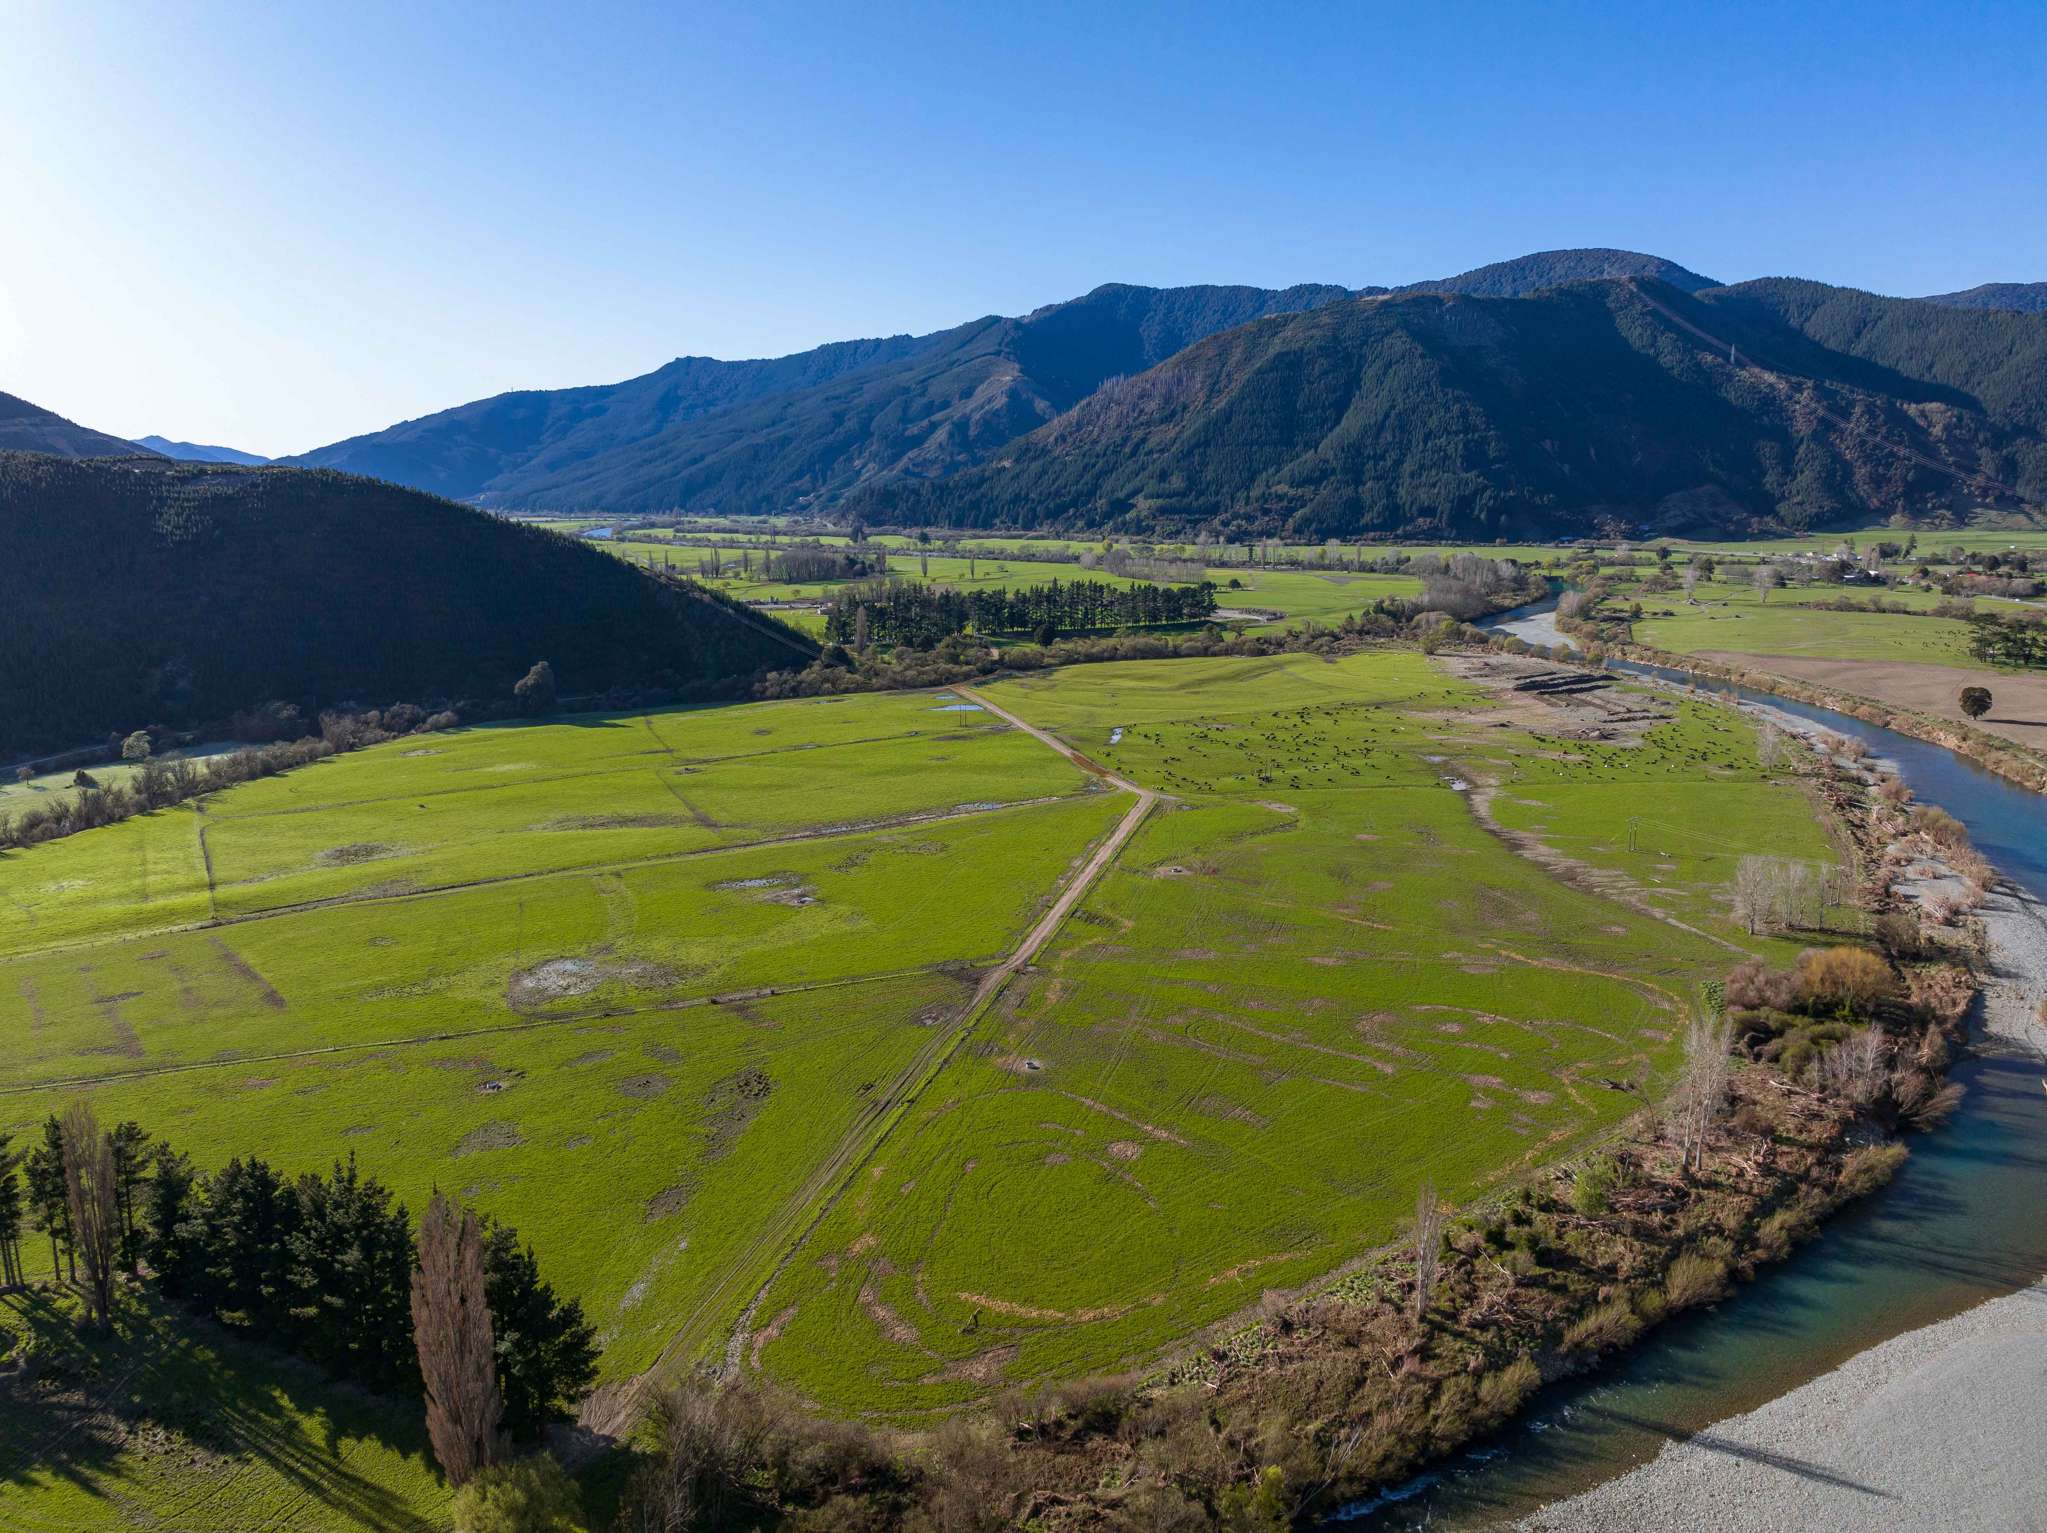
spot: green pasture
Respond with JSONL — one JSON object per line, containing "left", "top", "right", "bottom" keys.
{"left": 745, "top": 652, "right": 1834, "bottom": 1416}
{"left": 1630, "top": 585, "right": 1982, "bottom": 666}
{"left": 2, "top": 642, "right": 1847, "bottom": 1476}
{"left": 0, "top": 1289, "right": 446, "bottom": 1532}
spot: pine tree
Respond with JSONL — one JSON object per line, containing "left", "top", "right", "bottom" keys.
{"left": 0, "top": 1132, "right": 25, "bottom": 1287}
{"left": 24, "top": 1116, "right": 72, "bottom": 1282}
{"left": 143, "top": 1143, "right": 205, "bottom": 1296}
{"left": 480, "top": 1222, "right": 600, "bottom": 1441}
{"left": 108, "top": 1121, "right": 152, "bottom": 1271}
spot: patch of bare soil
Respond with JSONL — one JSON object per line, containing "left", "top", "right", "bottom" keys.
{"left": 541, "top": 812, "right": 692, "bottom": 831}
{"left": 209, "top": 937, "right": 287, "bottom": 1009}
{"left": 703, "top": 1064, "right": 773, "bottom": 1160}
{"left": 644, "top": 1180, "right": 694, "bottom": 1220}
{"left": 506, "top": 955, "right": 677, "bottom": 1010}
{"left": 618, "top": 1073, "right": 673, "bottom": 1098}
{"left": 453, "top": 1120, "right": 524, "bottom": 1156}
{"left": 567, "top": 1049, "right": 615, "bottom": 1068}
{"left": 1434, "top": 652, "right": 1673, "bottom": 741}
{"left": 1698, "top": 650, "right": 2047, "bottom": 752}
{"left": 316, "top": 842, "right": 400, "bottom": 865}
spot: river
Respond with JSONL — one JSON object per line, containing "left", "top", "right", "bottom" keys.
{"left": 1335, "top": 661, "right": 2047, "bottom": 1529}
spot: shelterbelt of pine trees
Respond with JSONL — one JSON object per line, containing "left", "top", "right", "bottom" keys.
{"left": 824, "top": 576, "right": 1219, "bottom": 647}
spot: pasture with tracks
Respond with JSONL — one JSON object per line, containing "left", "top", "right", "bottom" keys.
{"left": 1, "top": 648, "right": 1841, "bottom": 1526}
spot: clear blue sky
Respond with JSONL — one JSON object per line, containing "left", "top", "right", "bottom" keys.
{"left": 4, "top": 0, "right": 2042, "bottom": 457}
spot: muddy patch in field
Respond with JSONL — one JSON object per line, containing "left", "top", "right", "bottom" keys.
{"left": 994, "top": 1055, "right": 1047, "bottom": 1074}
{"left": 644, "top": 1042, "right": 684, "bottom": 1064}
{"left": 507, "top": 956, "right": 677, "bottom": 1010}
{"left": 1104, "top": 1140, "right": 1143, "bottom": 1162}
{"left": 317, "top": 842, "right": 400, "bottom": 865}
{"left": 341, "top": 1124, "right": 374, "bottom": 1137}
{"left": 567, "top": 1049, "right": 615, "bottom": 1068}
{"left": 542, "top": 812, "right": 692, "bottom": 831}
{"left": 454, "top": 1121, "right": 524, "bottom": 1156}
{"left": 644, "top": 1179, "right": 695, "bottom": 1220}
{"left": 703, "top": 1065, "right": 773, "bottom": 1160}
{"left": 618, "top": 1073, "right": 672, "bottom": 1099}
{"left": 564, "top": 1134, "right": 594, "bottom": 1150}
{"left": 1043, "top": 1152, "right": 1071, "bottom": 1166}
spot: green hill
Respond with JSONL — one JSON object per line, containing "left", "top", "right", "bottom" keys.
{"left": 0, "top": 453, "right": 814, "bottom": 758}
{"left": 859, "top": 278, "right": 2045, "bottom": 540}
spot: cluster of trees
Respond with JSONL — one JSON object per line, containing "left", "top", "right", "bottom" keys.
{"left": 823, "top": 577, "right": 1218, "bottom": 648}
{"left": 1409, "top": 553, "right": 1543, "bottom": 621}
{"left": 0, "top": 1108, "right": 595, "bottom": 1443}
{"left": 764, "top": 543, "right": 883, "bottom": 583}
{"left": 1966, "top": 611, "right": 2047, "bottom": 669}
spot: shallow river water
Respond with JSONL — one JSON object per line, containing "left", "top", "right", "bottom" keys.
{"left": 1334, "top": 661, "right": 2047, "bottom": 1528}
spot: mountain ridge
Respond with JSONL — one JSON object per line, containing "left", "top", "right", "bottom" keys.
{"left": 855, "top": 276, "right": 2045, "bottom": 540}
{"left": 1, "top": 390, "right": 162, "bottom": 460}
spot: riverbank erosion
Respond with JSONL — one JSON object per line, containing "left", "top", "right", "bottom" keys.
{"left": 1512, "top": 1279, "right": 2047, "bottom": 1532}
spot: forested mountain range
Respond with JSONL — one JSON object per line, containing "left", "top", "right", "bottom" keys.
{"left": 861, "top": 277, "right": 2047, "bottom": 539}
{"left": 0, "top": 390, "right": 161, "bottom": 459}
{"left": 132, "top": 435, "right": 270, "bottom": 464}
{"left": 283, "top": 252, "right": 1722, "bottom": 516}
{"left": 288, "top": 283, "right": 1358, "bottom": 511}
{"left": 0, "top": 454, "right": 812, "bottom": 758}
{"left": 16, "top": 250, "right": 2045, "bottom": 543}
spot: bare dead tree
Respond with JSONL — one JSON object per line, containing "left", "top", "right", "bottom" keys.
{"left": 59, "top": 1101, "right": 120, "bottom": 1328}
{"left": 1677, "top": 1013, "right": 1733, "bottom": 1176}
{"left": 1412, "top": 1179, "right": 1446, "bottom": 1322}
{"left": 411, "top": 1192, "right": 502, "bottom": 1487}
{"left": 1752, "top": 563, "right": 1783, "bottom": 602}
{"left": 1755, "top": 724, "right": 1790, "bottom": 773}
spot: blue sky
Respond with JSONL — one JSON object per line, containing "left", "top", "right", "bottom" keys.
{"left": 3, "top": 0, "right": 2042, "bottom": 457}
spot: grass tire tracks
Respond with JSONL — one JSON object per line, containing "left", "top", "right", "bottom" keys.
{"left": 581, "top": 685, "right": 1157, "bottom": 1439}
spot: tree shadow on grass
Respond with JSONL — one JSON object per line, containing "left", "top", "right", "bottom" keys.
{"left": 0, "top": 1287, "right": 443, "bottom": 1531}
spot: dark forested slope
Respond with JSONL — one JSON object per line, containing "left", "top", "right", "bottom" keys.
{"left": 863, "top": 279, "right": 2042, "bottom": 540}
{"left": 285, "top": 334, "right": 937, "bottom": 500}
{"left": 473, "top": 282, "right": 1357, "bottom": 514}
{"left": 0, "top": 454, "right": 812, "bottom": 757}
{"left": 0, "top": 391, "right": 161, "bottom": 459}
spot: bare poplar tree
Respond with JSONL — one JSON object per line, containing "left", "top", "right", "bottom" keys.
{"left": 412, "top": 1192, "right": 502, "bottom": 1487}
{"left": 1411, "top": 1179, "right": 1446, "bottom": 1322}
{"left": 1677, "top": 1013, "right": 1733, "bottom": 1176}
{"left": 1730, "top": 854, "right": 1775, "bottom": 935}
{"left": 59, "top": 1101, "right": 120, "bottom": 1328}
{"left": 1752, "top": 563, "right": 1782, "bottom": 602}
{"left": 1755, "top": 725, "right": 1789, "bottom": 773}
{"left": 1681, "top": 566, "right": 1701, "bottom": 602}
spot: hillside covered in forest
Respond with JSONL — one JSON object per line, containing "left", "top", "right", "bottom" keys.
{"left": 0, "top": 454, "right": 813, "bottom": 758}
{"left": 858, "top": 277, "right": 2047, "bottom": 539}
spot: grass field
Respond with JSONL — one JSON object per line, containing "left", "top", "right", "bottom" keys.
{"left": 1630, "top": 584, "right": 1984, "bottom": 667}
{"left": 0, "top": 1290, "right": 446, "bottom": 1532}
{"left": 740, "top": 653, "right": 1835, "bottom": 1417}
{"left": 2, "top": 646, "right": 1847, "bottom": 1519}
